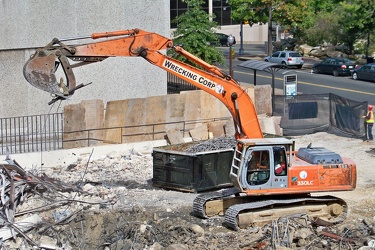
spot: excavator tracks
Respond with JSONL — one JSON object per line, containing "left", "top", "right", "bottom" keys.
{"left": 193, "top": 190, "right": 347, "bottom": 230}
{"left": 224, "top": 195, "right": 347, "bottom": 230}
{"left": 193, "top": 187, "right": 240, "bottom": 218}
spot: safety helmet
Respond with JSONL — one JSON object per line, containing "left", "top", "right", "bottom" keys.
{"left": 369, "top": 105, "right": 373, "bottom": 110}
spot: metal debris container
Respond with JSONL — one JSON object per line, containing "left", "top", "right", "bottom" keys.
{"left": 152, "top": 141, "right": 235, "bottom": 193}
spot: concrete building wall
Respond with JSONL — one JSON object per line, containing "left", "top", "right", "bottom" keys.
{"left": 219, "top": 24, "right": 268, "bottom": 44}
{"left": 0, "top": 0, "right": 170, "bottom": 117}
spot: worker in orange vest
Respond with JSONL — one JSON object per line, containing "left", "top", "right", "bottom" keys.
{"left": 362, "top": 104, "right": 374, "bottom": 142}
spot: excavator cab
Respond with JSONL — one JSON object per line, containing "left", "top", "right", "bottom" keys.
{"left": 230, "top": 138, "right": 293, "bottom": 192}
{"left": 245, "top": 149, "right": 272, "bottom": 185}
{"left": 241, "top": 146, "right": 288, "bottom": 188}
{"left": 243, "top": 147, "right": 288, "bottom": 186}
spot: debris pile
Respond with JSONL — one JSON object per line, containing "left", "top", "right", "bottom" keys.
{"left": 0, "top": 153, "right": 116, "bottom": 249}
{"left": 267, "top": 213, "right": 375, "bottom": 249}
{"left": 0, "top": 144, "right": 374, "bottom": 249}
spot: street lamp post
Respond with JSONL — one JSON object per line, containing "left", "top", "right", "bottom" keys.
{"left": 239, "top": 22, "right": 244, "bottom": 55}
{"left": 227, "top": 34, "right": 235, "bottom": 76}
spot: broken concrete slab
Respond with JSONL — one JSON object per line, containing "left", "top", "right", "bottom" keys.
{"left": 166, "top": 128, "right": 185, "bottom": 145}
{"left": 208, "top": 121, "right": 226, "bottom": 138}
{"left": 189, "top": 124, "right": 209, "bottom": 141}
{"left": 224, "top": 120, "right": 235, "bottom": 136}
{"left": 258, "top": 114, "right": 282, "bottom": 136}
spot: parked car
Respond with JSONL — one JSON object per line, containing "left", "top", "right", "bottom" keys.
{"left": 352, "top": 63, "right": 375, "bottom": 82}
{"left": 214, "top": 33, "right": 236, "bottom": 46}
{"left": 312, "top": 57, "right": 359, "bottom": 77}
{"left": 264, "top": 51, "right": 304, "bottom": 69}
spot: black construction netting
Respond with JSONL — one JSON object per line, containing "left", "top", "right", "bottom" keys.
{"left": 273, "top": 94, "right": 367, "bottom": 139}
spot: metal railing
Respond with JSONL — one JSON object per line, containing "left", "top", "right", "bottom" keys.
{"left": 62, "top": 117, "right": 231, "bottom": 147}
{"left": 1, "top": 113, "right": 231, "bottom": 155}
{"left": 0, "top": 113, "right": 63, "bottom": 155}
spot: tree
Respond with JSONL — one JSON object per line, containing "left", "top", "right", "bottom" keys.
{"left": 355, "top": 0, "right": 375, "bottom": 57}
{"left": 297, "top": 0, "right": 375, "bottom": 56}
{"left": 335, "top": 2, "right": 362, "bottom": 55}
{"left": 302, "top": 12, "right": 341, "bottom": 46}
{"left": 229, "top": 0, "right": 310, "bottom": 55}
{"left": 229, "top": 0, "right": 269, "bottom": 27}
{"left": 229, "top": 0, "right": 272, "bottom": 55}
{"left": 169, "top": 0, "right": 224, "bottom": 66}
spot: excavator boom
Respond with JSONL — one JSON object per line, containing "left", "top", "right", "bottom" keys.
{"left": 23, "top": 28, "right": 263, "bottom": 139}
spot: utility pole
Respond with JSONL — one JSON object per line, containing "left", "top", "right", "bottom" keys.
{"left": 268, "top": 4, "right": 273, "bottom": 56}
{"left": 228, "top": 35, "right": 235, "bottom": 76}
{"left": 239, "top": 22, "right": 244, "bottom": 55}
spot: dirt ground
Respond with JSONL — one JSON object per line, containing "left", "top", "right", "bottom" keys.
{"left": 3, "top": 132, "right": 375, "bottom": 249}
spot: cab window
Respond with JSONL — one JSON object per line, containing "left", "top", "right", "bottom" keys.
{"left": 274, "top": 147, "right": 287, "bottom": 176}
{"left": 247, "top": 150, "right": 270, "bottom": 185}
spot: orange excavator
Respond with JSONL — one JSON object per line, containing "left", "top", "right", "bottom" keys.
{"left": 23, "top": 28, "right": 356, "bottom": 230}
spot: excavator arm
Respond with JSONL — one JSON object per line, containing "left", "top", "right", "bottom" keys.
{"left": 23, "top": 28, "right": 263, "bottom": 139}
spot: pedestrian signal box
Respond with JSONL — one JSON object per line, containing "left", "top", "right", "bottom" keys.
{"left": 284, "top": 74, "right": 297, "bottom": 96}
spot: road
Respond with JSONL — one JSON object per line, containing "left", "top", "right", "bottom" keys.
{"left": 232, "top": 62, "right": 375, "bottom": 104}
{"left": 218, "top": 45, "right": 375, "bottom": 105}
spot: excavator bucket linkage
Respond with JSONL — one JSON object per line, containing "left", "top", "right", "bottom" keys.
{"left": 23, "top": 48, "right": 76, "bottom": 98}
{"left": 23, "top": 37, "right": 108, "bottom": 101}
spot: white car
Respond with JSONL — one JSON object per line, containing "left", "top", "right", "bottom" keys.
{"left": 264, "top": 51, "right": 304, "bottom": 69}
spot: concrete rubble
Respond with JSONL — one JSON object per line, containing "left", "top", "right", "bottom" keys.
{"left": 0, "top": 138, "right": 374, "bottom": 249}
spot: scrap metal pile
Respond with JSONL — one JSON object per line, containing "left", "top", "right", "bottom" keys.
{"left": 0, "top": 154, "right": 112, "bottom": 249}
{"left": 253, "top": 212, "right": 375, "bottom": 249}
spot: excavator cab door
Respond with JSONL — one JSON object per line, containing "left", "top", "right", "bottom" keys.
{"left": 239, "top": 146, "right": 288, "bottom": 190}
{"left": 240, "top": 146, "right": 272, "bottom": 188}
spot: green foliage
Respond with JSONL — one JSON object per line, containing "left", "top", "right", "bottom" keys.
{"left": 229, "top": 0, "right": 309, "bottom": 29}
{"left": 302, "top": 12, "right": 341, "bottom": 46}
{"left": 307, "top": 0, "right": 342, "bottom": 14}
{"left": 336, "top": 2, "right": 362, "bottom": 54}
{"left": 169, "top": 0, "right": 224, "bottom": 66}
{"left": 273, "top": 0, "right": 309, "bottom": 28}
{"left": 301, "top": 0, "right": 375, "bottom": 55}
{"left": 229, "top": 0, "right": 375, "bottom": 55}
{"left": 229, "top": 0, "right": 269, "bottom": 26}
{"left": 229, "top": 0, "right": 310, "bottom": 48}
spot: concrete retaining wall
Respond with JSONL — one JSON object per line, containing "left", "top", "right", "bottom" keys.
{"left": 62, "top": 85, "right": 276, "bottom": 149}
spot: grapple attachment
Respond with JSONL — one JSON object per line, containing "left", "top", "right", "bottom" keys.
{"left": 23, "top": 48, "right": 76, "bottom": 98}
